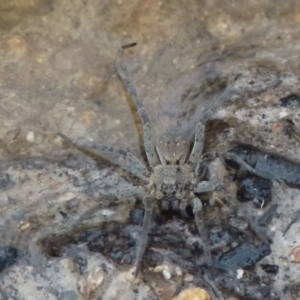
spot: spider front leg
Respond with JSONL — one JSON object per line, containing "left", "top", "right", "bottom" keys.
{"left": 133, "top": 194, "right": 154, "bottom": 277}
{"left": 116, "top": 44, "right": 159, "bottom": 168}
{"left": 58, "top": 132, "right": 149, "bottom": 180}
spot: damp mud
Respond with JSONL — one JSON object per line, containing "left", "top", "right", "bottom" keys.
{"left": 1, "top": 0, "right": 300, "bottom": 299}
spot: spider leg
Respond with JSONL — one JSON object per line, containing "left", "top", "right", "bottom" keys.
{"left": 188, "top": 121, "right": 205, "bottom": 166}
{"left": 179, "top": 198, "right": 188, "bottom": 218}
{"left": 207, "top": 157, "right": 236, "bottom": 207}
{"left": 194, "top": 181, "right": 217, "bottom": 193}
{"left": 133, "top": 194, "right": 154, "bottom": 277}
{"left": 171, "top": 199, "right": 180, "bottom": 211}
{"left": 116, "top": 44, "right": 159, "bottom": 168}
{"left": 58, "top": 132, "right": 149, "bottom": 180}
{"left": 191, "top": 196, "right": 212, "bottom": 267}
{"left": 191, "top": 197, "right": 224, "bottom": 299}
{"left": 222, "top": 152, "right": 274, "bottom": 181}
{"left": 202, "top": 151, "right": 272, "bottom": 180}
{"left": 73, "top": 186, "right": 147, "bottom": 230}
{"left": 44, "top": 187, "right": 147, "bottom": 251}
{"left": 209, "top": 154, "right": 273, "bottom": 242}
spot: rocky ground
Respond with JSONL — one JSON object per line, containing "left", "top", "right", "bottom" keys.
{"left": 1, "top": 0, "right": 300, "bottom": 299}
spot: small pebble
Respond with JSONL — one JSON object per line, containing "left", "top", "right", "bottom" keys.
{"left": 26, "top": 131, "right": 35, "bottom": 142}
{"left": 162, "top": 269, "right": 171, "bottom": 280}
{"left": 144, "top": 285, "right": 150, "bottom": 292}
{"left": 279, "top": 111, "right": 289, "bottom": 118}
{"left": 154, "top": 265, "right": 164, "bottom": 273}
{"left": 78, "top": 266, "right": 104, "bottom": 298}
{"left": 171, "top": 287, "right": 211, "bottom": 300}
{"left": 291, "top": 246, "right": 300, "bottom": 263}
{"left": 172, "top": 57, "right": 179, "bottom": 65}
{"left": 175, "top": 266, "right": 182, "bottom": 276}
{"left": 184, "top": 274, "right": 194, "bottom": 283}
{"left": 236, "top": 269, "right": 244, "bottom": 279}
{"left": 19, "top": 222, "right": 31, "bottom": 231}
{"left": 101, "top": 209, "right": 115, "bottom": 217}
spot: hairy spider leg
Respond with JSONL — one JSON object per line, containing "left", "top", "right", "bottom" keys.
{"left": 116, "top": 44, "right": 161, "bottom": 277}
{"left": 185, "top": 121, "right": 214, "bottom": 268}
{"left": 76, "top": 186, "right": 146, "bottom": 225}
{"left": 133, "top": 195, "right": 154, "bottom": 277}
{"left": 57, "top": 132, "right": 149, "bottom": 180}
{"left": 116, "top": 44, "right": 159, "bottom": 168}
{"left": 179, "top": 198, "right": 188, "bottom": 218}
{"left": 191, "top": 196, "right": 211, "bottom": 265}
{"left": 194, "top": 181, "right": 217, "bottom": 193}
{"left": 222, "top": 152, "right": 274, "bottom": 181}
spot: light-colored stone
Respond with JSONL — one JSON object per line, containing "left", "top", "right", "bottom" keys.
{"left": 171, "top": 287, "right": 211, "bottom": 300}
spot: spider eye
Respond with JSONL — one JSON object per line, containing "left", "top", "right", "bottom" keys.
{"left": 166, "top": 161, "right": 170, "bottom": 165}
{"left": 176, "top": 160, "right": 180, "bottom": 165}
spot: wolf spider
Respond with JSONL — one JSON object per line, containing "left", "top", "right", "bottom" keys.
{"left": 58, "top": 43, "right": 263, "bottom": 278}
